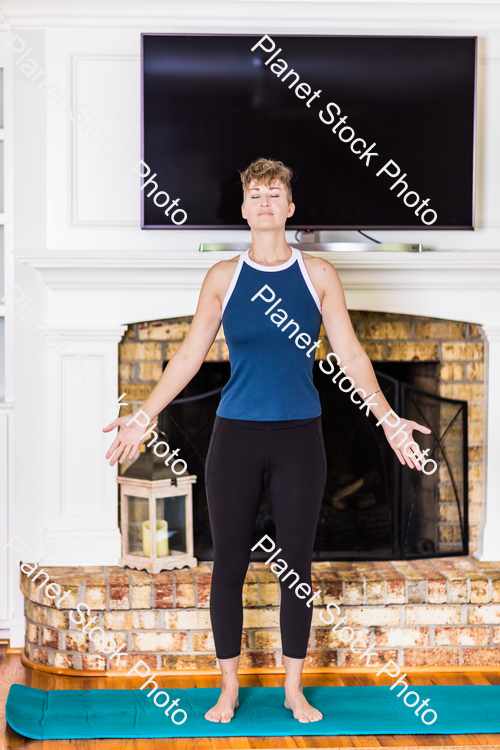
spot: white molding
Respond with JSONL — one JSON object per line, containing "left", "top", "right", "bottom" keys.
{"left": 479, "top": 325, "right": 500, "bottom": 561}
{"left": 0, "top": 414, "right": 9, "bottom": 623}
{"left": 38, "top": 325, "right": 128, "bottom": 340}
{"left": 15, "top": 248, "right": 500, "bottom": 268}
{"left": 41, "top": 326, "right": 125, "bottom": 565}
{"left": 70, "top": 53, "right": 139, "bottom": 228}
{"left": 13, "top": 250, "right": 500, "bottom": 296}
{"left": 2, "top": 2, "right": 500, "bottom": 33}
{"left": 5, "top": 616, "right": 24, "bottom": 649}
{"left": 41, "top": 528, "right": 122, "bottom": 566}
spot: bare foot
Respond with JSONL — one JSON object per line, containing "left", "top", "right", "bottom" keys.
{"left": 284, "top": 689, "right": 323, "bottom": 723}
{"left": 205, "top": 684, "right": 240, "bottom": 723}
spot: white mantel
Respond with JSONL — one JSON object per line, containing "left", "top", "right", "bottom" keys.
{"left": 13, "top": 247, "right": 500, "bottom": 569}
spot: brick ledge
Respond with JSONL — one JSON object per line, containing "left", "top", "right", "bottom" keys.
{"left": 20, "top": 556, "right": 500, "bottom": 611}
{"left": 20, "top": 556, "right": 500, "bottom": 671}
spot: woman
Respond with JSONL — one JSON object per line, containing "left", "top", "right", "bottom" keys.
{"left": 103, "top": 158, "right": 430, "bottom": 724}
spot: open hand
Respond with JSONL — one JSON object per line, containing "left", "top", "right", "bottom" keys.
{"left": 382, "top": 419, "right": 432, "bottom": 471}
{"left": 103, "top": 414, "right": 153, "bottom": 467}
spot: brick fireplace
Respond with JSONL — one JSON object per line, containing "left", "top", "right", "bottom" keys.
{"left": 118, "top": 309, "right": 484, "bottom": 556}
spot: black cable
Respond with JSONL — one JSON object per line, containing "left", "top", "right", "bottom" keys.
{"left": 357, "top": 229, "right": 382, "bottom": 244}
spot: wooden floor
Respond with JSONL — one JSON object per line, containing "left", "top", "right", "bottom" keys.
{"left": 2, "top": 646, "right": 500, "bottom": 749}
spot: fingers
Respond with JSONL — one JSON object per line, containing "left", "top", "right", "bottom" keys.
{"left": 394, "top": 444, "right": 423, "bottom": 471}
{"left": 105, "top": 436, "right": 121, "bottom": 459}
{"left": 108, "top": 441, "right": 128, "bottom": 466}
{"left": 401, "top": 442, "right": 419, "bottom": 470}
{"left": 107, "top": 440, "right": 138, "bottom": 467}
{"left": 405, "top": 446, "right": 424, "bottom": 471}
{"left": 394, "top": 449, "right": 406, "bottom": 466}
{"left": 119, "top": 442, "right": 140, "bottom": 464}
{"left": 102, "top": 418, "right": 119, "bottom": 433}
{"left": 407, "top": 453, "right": 422, "bottom": 471}
{"left": 391, "top": 421, "right": 432, "bottom": 472}
{"left": 410, "top": 421, "right": 432, "bottom": 435}
{"left": 398, "top": 448, "right": 414, "bottom": 469}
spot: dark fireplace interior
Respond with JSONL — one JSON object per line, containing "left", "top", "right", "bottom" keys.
{"left": 160, "top": 358, "right": 467, "bottom": 561}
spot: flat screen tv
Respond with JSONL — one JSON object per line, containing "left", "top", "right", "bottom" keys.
{"left": 141, "top": 33, "right": 476, "bottom": 230}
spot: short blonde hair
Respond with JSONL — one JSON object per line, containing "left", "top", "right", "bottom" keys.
{"left": 240, "top": 158, "right": 293, "bottom": 204}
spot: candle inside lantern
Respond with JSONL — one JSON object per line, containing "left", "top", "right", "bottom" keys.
{"left": 142, "top": 519, "right": 169, "bottom": 558}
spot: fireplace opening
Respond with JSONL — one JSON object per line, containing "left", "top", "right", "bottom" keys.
{"left": 159, "top": 357, "right": 468, "bottom": 562}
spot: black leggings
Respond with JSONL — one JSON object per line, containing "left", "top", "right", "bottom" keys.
{"left": 205, "top": 415, "right": 327, "bottom": 660}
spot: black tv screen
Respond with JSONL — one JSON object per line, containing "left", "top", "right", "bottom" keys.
{"left": 142, "top": 33, "right": 476, "bottom": 230}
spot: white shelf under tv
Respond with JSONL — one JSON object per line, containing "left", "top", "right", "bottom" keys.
{"left": 199, "top": 242, "right": 423, "bottom": 253}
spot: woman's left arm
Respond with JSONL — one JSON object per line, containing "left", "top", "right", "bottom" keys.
{"left": 306, "top": 255, "right": 431, "bottom": 471}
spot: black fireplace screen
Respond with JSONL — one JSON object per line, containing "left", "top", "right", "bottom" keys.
{"left": 160, "top": 360, "right": 468, "bottom": 561}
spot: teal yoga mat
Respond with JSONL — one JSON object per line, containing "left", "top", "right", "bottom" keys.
{"left": 6, "top": 683, "right": 500, "bottom": 738}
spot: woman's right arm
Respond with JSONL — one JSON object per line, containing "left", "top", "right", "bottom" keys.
{"left": 103, "top": 259, "right": 235, "bottom": 466}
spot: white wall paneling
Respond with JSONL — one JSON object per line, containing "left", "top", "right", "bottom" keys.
{"left": 0, "top": 27, "right": 17, "bottom": 642}
{"left": 0, "top": 403, "right": 19, "bottom": 645}
{"left": 41, "top": 325, "right": 125, "bottom": 565}
{"left": 70, "top": 54, "right": 140, "bottom": 226}
{"left": 0, "top": 411, "right": 10, "bottom": 624}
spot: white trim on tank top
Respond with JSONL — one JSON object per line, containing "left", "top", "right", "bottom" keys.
{"left": 221, "top": 246, "right": 322, "bottom": 315}
{"left": 221, "top": 252, "right": 245, "bottom": 315}
{"left": 296, "top": 250, "right": 322, "bottom": 313}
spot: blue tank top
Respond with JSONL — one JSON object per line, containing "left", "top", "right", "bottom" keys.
{"left": 216, "top": 247, "right": 323, "bottom": 420}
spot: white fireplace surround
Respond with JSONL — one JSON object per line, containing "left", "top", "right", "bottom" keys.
{"left": 13, "top": 248, "right": 500, "bottom": 569}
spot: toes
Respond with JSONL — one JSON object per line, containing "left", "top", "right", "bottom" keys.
{"left": 309, "top": 711, "right": 323, "bottom": 722}
{"left": 205, "top": 711, "right": 221, "bottom": 722}
{"left": 294, "top": 708, "right": 324, "bottom": 722}
{"left": 205, "top": 705, "right": 237, "bottom": 723}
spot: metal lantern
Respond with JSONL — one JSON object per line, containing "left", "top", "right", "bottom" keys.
{"left": 117, "top": 428, "right": 197, "bottom": 573}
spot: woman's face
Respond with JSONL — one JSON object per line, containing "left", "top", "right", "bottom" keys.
{"left": 241, "top": 180, "right": 295, "bottom": 230}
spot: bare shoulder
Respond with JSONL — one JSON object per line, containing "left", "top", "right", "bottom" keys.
{"left": 203, "top": 255, "right": 240, "bottom": 300}
{"left": 299, "top": 251, "right": 340, "bottom": 286}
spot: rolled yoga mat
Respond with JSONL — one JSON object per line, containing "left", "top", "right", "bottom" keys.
{"left": 6, "top": 683, "right": 500, "bottom": 739}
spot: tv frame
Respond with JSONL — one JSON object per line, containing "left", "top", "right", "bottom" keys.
{"left": 141, "top": 32, "right": 477, "bottom": 231}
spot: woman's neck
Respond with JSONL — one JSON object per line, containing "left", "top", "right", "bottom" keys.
{"left": 248, "top": 230, "right": 292, "bottom": 266}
